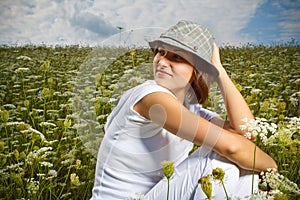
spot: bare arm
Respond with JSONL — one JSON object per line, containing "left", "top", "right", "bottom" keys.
{"left": 211, "top": 44, "right": 255, "bottom": 138}
{"left": 134, "top": 92, "right": 277, "bottom": 172}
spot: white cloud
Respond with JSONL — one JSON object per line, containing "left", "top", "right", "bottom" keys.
{"left": 274, "top": 0, "right": 300, "bottom": 42}
{"left": 0, "top": 0, "right": 298, "bottom": 46}
{"left": 87, "top": 0, "right": 267, "bottom": 45}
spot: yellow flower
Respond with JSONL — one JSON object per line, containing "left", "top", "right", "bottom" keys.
{"left": 212, "top": 167, "right": 225, "bottom": 181}
{"left": 70, "top": 173, "right": 80, "bottom": 186}
{"left": 130, "top": 48, "right": 136, "bottom": 56}
{"left": 63, "top": 118, "right": 72, "bottom": 129}
{"left": 75, "top": 159, "right": 81, "bottom": 169}
{"left": 161, "top": 160, "right": 174, "bottom": 179}
{"left": 24, "top": 99, "right": 30, "bottom": 107}
{"left": 41, "top": 60, "right": 50, "bottom": 72}
{"left": 198, "top": 175, "right": 212, "bottom": 200}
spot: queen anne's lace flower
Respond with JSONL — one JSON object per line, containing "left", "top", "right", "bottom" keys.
{"left": 259, "top": 168, "right": 300, "bottom": 195}
{"left": 240, "top": 118, "right": 278, "bottom": 145}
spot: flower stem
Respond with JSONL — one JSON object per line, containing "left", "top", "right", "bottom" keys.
{"left": 252, "top": 144, "right": 257, "bottom": 194}
{"left": 221, "top": 181, "right": 229, "bottom": 200}
{"left": 167, "top": 178, "right": 170, "bottom": 200}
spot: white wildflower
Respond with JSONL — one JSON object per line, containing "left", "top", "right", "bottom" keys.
{"left": 96, "top": 114, "right": 108, "bottom": 121}
{"left": 60, "top": 192, "right": 71, "bottom": 199}
{"left": 26, "top": 147, "right": 53, "bottom": 163}
{"left": 247, "top": 190, "right": 271, "bottom": 199}
{"left": 48, "top": 169, "right": 57, "bottom": 177}
{"left": 287, "top": 116, "right": 300, "bottom": 132}
{"left": 124, "top": 69, "right": 135, "bottom": 74}
{"left": 37, "top": 173, "right": 46, "bottom": 177}
{"left": 240, "top": 118, "right": 278, "bottom": 145}
{"left": 289, "top": 92, "right": 299, "bottom": 107}
{"left": 269, "top": 189, "right": 282, "bottom": 196}
{"left": 5, "top": 121, "right": 28, "bottom": 127}
{"left": 16, "top": 55, "right": 32, "bottom": 61}
{"left": 40, "top": 121, "right": 57, "bottom": 127}
{"left": 44, "top": 139, "right": 58, "bottom": 145}
{"left": 244, "top": 132, "right": 252, "bottom": 140}
{"left": 26, "top": 178, "right": 39, "bottom": 194}
{"left": 251, "top": 88, "right": 262, "bottom": 95}
{"left": 260, "top": 168, "right": 300, "bottom": 194}
{"left": 63, "top": 91, "right": 74, "bottom": 96}
{"left": 40, "top": 161, "right": 53, "bottom": 167}
{"left": 15, "top": 67, "right": 30, "bottom": 73}
{"left": 4, "top": 103, "right": 17, "bottom": 109}
{"left": 128, "top": 76, "right": 146, "bottom": 84}
{"left": 7, "top": 162, "right": 24, "bottom": 170}
{"left": 108, "top": 97, "right": 118, "bottom": 104}
{"left": 61, "top": 158, "right": 73, "bottom": 165}
{"left": 36, "top": 147, "right": 53, "bottom": 154}
{"left": 28, "top": 127, "right": 46, "bottom": 142}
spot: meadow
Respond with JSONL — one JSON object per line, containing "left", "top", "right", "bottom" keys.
{"left": 0, "top": 43, "right": 299, "bottom": 199}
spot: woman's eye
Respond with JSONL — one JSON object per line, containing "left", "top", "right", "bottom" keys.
{"left": 158, "top": 49, "right": 166, "bottom": 56}
{"left": 154, "top": 47, "right": 186, "bottom": 63}
{"left": 173, "top": 54, "right": 185, "bottom": 61}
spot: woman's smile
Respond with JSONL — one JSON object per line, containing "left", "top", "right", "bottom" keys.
{"left": 156, "top": 69, "right": 173, "bottom": 77}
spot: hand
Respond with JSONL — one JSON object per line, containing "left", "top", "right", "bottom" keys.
{"left": 211, "top": 43, "right": 225, "bottom": 74}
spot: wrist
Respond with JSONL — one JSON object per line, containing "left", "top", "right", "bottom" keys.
{"left": 216, "top": 68, "right": 228, "bottom": 83}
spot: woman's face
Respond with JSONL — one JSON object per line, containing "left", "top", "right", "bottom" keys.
{"left": 153, "top": 46, "right": 194, "bottom": 94}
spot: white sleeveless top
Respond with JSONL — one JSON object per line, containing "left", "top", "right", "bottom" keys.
{"left": 92, "top": 80, "right": 218, "bottom": 199}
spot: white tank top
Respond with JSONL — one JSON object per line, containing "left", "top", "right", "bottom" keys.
{"left": 92, "top": 80, "right": 218, "bottom": 199}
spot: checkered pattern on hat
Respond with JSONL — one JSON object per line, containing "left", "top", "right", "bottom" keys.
{"left": 160, "top": 20, "right": 214, "bottom": 64}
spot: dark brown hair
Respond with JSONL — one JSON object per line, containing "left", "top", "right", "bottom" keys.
{"left": 188, "top": 70, "right": 209, "bottom": 104}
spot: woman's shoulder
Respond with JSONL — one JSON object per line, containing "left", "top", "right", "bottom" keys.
{"left": 116, "top": 80, "right": 175, "bottom": 108}
{"left": 131, "top": 80, "right": 174, "bottom": 97}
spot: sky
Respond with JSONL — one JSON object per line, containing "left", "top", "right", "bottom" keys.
{"left": 0, "top": 0, "right": 299, "bottom": 47}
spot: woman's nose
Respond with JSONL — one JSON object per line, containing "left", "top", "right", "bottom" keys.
{"left": 158, "top": 55, "right": 171, "bottom": 67}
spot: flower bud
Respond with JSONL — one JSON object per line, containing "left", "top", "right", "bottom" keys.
{"left": 198, "top": 175, "right": 212, "bottom": 200}
{"left": 212, "top": 167, "right": 225, "bottom": 181}
{"left": 161, "top": 160, "right": 174, "bottom": 179}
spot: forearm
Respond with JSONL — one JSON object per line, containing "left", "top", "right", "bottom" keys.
{"left": 192, "top": 117, "right": 277, "bottom": 172}
{"left": 211, "top": 44, "right": 254, "bottom": 136}
{"left": 216, "top": 131, "right": 277, "bottom": 172}
{"left": 137, "top": 91, "right": 276, "bottom": 172}
{"left": 217, "top": 69, "right": 254, "bottom": 134}
{"left": 233, "top": 143, "right": 276, "bottom": 172}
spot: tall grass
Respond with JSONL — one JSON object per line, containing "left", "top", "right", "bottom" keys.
{"left": 0, "top": 44, "right": 299, "bottom": 199}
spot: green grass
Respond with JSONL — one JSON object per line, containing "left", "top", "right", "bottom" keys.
{"left": 0, "top": 44, "right": 299, "bottom": 199}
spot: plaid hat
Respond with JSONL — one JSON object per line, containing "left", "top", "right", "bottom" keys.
{"left": 148, "top": 20, "right": 219, "bottom": 78}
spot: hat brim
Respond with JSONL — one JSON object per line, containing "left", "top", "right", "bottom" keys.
{"left": 148, "top": 37, "right": 219, "bottom": 78}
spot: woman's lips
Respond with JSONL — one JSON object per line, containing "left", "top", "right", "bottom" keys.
{"left": 156, "top": 70, "right": 172, "bottom": 77}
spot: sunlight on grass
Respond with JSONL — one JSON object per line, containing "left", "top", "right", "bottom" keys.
{"left": 0, "top": 44, "right": 299, "bottom": 199}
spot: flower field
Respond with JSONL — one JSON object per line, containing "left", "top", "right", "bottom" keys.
{"left": 0, "top": 44, "right": 299, "bottom": 199}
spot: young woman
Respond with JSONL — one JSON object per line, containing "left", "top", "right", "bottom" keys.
{"left": 91, "top": 20, "right": 277, "bottom": 199}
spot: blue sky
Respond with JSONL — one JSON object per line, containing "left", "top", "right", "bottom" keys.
{"left": 0, "top": 0, "right": 299, "bottom": 46}
{"left": 240, "top": 0, "right": 300, "bottom": 45}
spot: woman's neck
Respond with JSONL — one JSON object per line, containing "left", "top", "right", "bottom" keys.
{"left": 171, "top": 87, "right": 189, "bottom": 104}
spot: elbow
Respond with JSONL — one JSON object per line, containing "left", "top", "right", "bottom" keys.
{"left": 219, "top": 138, "right": 242, "bottom": 158}
{"left": 215, "top": 132, "right": 243, "bottom": 158}
{"left": 225, "top": 142, "right": 241, "bottom": 156}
